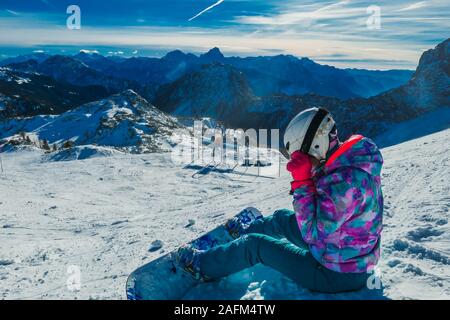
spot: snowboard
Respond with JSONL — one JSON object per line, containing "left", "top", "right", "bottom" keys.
{"left": 126, "top": 207, "right": 263, "bottom": 300}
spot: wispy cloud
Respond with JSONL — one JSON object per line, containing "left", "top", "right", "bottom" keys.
{"left": 189, "top": 0, "right": 225, "bottom": 22}
{"left": 5, "top": 9, "right": 19, "bottom": 16}
{"left": 79, "top": 49, "right": 100, "bottom": 54}
{"left": 108, "top": 50, "right": 124, "bottom": 55}
{"left": 398, "top": 1, "right": 429, "bottom": 12}
{"left": 235, "top": 1, "right": 351, "bottom": 24}
{"left": 39, "top": 0, "right": 56, "bottom": 9}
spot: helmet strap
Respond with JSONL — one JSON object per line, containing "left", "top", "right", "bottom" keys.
{"left": 300, "top": 108, "right": 329, "bottom": 155}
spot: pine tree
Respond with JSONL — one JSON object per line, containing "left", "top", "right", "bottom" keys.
{"left": 42, "top": 139, "right": 50, "bottom": 151}
{"left": 62, "top": 140, "right": 74, "bottom": 149}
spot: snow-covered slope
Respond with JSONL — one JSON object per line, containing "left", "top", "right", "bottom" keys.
{"left": 0, "top": 90, "right": 183, "bottom": 154}
{"left": 0, "top": 128, "right": 448, "bottom": 300}
{"left": 375, "top": 108, "right": 450, "bottom": 147}
{"left": 374, "top": 129, "right": 450, "bottom": 299}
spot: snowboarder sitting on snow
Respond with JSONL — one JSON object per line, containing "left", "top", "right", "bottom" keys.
{"left": 177, "top": 107, "right": 384, "bottom": 293}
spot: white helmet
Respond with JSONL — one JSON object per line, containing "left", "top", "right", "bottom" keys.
{"left": 283, "top": 107, "right": 336, "bottom": 161}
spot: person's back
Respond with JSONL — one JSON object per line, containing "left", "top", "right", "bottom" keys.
{"left": 292, "top": 134, "right": 383, "bottom": 273}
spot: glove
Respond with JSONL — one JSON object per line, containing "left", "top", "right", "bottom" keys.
{"left": 286, "top": 151, "right": 314, "bottom": 193}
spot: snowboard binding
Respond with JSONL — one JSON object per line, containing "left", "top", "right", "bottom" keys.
{"left": 225, "top": 207, "right": 263, "bottom": 239}
{"left": 174, "top": 245, "right": 211, "bottom": 282}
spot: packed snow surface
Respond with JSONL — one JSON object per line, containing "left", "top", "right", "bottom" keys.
{"left": 1, "top": 129, "right": 449, "bottom": 300}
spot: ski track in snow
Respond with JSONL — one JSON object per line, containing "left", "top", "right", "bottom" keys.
{"left": 0, "top": 129, "right": 449, "bottom": 300}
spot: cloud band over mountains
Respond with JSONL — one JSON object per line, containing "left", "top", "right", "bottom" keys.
{"left": 0, "top": 0, "right": 448, "bottom": 69}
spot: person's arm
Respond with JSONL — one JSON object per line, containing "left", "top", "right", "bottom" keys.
{"left": 286, "top": 151, "right": 317, "bottom": 242}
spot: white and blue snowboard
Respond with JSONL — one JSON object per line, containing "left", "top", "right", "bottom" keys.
{"left": 126, "top": 207, "right": 263, "bottom": 300}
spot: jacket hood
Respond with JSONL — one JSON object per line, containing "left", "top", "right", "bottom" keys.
{"left": 321, "top": 135, "right": 383, "bottom": 177}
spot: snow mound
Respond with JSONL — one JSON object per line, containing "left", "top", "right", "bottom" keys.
{"left": 43, "top": 145, "right": 124, "bottom": 162}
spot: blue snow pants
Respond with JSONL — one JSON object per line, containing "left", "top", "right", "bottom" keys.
{"left": 199, "top": 209, "right": 370, "bottom": 293}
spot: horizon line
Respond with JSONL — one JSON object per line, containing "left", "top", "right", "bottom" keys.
{"left": 0, "top": 46, "right": 420, "bottom": 71}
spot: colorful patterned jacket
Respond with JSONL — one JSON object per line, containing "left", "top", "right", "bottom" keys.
{"left": 292, "top": 135, "right": 383, "bottom": 273}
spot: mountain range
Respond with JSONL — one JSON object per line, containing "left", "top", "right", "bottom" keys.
{"left": 0, "top": 38, "right": 448, "bottom": 154}
{"left": 1, "top": 47, "right": 412, "bottom": 104}
{"left": 155, "top": 38, "right": 449, "bottom": 141}
{"left": 5, "top": 55, "right": 143, "bottom": 95}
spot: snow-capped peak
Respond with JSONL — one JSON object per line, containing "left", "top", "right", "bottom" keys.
{"left": 0, "top": 90, "right": 184, "bottom": 155}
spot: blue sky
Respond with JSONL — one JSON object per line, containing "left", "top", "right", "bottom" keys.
{"left": 0, "top": 0, "right": 448, "bottom": 69}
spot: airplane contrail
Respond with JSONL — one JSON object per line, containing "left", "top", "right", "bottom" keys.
{"left": 189, "top": 0, "right": 225, "bottom": 21}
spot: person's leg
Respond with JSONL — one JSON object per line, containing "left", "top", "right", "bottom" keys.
{"left": 199, "top": 233, "right": 369, "bottom": 293}
{"left": 246, "top": 209, "right": 306, "bottom": 249}
{"left": 318, "top": 267, "right": 370, "bottom": 293}
{"left": 199, "top": 233, "right": 320, "bottom": 290}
